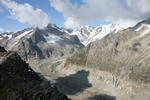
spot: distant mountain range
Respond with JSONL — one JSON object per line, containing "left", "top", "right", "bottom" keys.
{"left": 0, "top": 22, "right": 129, "bottom": 63}
{"left": 0, "top": 23, "right": 126, "bottom": 46}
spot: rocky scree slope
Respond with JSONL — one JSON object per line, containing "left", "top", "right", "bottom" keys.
{"left": 0, "top": 46, "right": 69, "bottom": 100}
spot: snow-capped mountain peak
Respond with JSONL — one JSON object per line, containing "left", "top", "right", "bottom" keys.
{"left": 70, "top": 24, "right": 126, "bottom": 46}
{"left": 0, "top": 23, "right": 127, "bottom": 46}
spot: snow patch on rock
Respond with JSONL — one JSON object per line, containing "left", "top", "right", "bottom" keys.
{"left": 15, "top": 30, "right": 33, "bottom": 39}
{"left": 44, "top": 34, "right": 63, "bottom": 43}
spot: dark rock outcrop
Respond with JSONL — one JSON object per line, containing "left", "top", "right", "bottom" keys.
{"left": 0, "top": 46, "right": 6, "bottom": 52}
{"left": 0, "top": 47, "right": 69, "bottom": 100}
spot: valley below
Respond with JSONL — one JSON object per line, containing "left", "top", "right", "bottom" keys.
{"left": 29, "top": 58, "right": 150, "bottom": 100}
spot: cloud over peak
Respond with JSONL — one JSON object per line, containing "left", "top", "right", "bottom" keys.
{"left": 0, "top": 0, "right": 49, "bottom": 29}
{"left": 64, "top": 17, "right": 79, "bottom": 29}
{"left": 51, "top": 0, "right": 150, "bottom": 28}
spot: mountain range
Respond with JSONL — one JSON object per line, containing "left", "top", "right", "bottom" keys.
{"left": 0, "top": 19, "right": 150, "bottom": 100}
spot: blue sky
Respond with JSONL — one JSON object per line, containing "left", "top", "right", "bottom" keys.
{"left": 0, "top": 0, "right": 112, "bottom": 32}
{"left": 0, "top": 0, "right": 150, "bottom": 32}
{"left": 0, "top": 0, "right": 64, "bottom": 31}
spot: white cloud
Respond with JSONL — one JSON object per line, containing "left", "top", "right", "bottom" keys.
{"left": 51, "top": 0, "right": 150, "bottom": 27}
{"left": 0, "top": 0, "right": 49, "bottom": 29}
{"left": 64, "top": 17, "right": 79, "bottom": 29}
{"left": 126, "top": 0, "right": 150, "bottom": 13}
